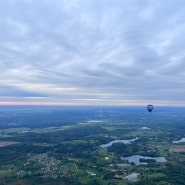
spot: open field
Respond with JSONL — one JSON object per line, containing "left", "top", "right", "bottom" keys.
{"left": 170, "top": 145, "right": 185, "bottom": 153}
{"left": 0, "top": 141, "right": 19, "bottom": 147}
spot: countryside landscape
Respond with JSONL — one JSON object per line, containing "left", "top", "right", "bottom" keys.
{"left": 1, "top": 106, "right": 185, "bottom": 185}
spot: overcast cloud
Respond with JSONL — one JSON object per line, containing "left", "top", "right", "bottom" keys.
{"left": 1, "top": 0, "right": 185, "bottom": 106}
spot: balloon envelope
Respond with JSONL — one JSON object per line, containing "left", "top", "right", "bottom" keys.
{"left": 146, "top": 104, "right": 153, "bottom": 112}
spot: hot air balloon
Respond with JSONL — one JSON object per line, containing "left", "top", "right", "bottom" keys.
{"left": 146, "top": 104, "right": 153, "bottom": 112}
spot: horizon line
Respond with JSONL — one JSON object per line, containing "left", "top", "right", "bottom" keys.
{"left": 0, "top": 101, "right": 185, "bottom": 107}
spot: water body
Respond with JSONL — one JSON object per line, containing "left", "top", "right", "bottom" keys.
{"left": 116, "top": 163, "right": 131, "bottom": 167}
{"left": 121, "top": 155, "right": 167, "bottom": 165}
{"left": 173, "top": 138, "right": 185, "bottom": 143}
{"left": 100, "top": 137, "right": 139, "bottom": 148}
{"left": 141, "top": 127, "right": 151, "bottom": 130}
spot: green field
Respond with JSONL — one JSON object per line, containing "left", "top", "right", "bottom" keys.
{"left": 1, "top": 119, "right": 185, "bottom": 185}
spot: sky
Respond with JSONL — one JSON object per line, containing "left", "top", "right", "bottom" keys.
{"left": 1, "top": 0, "right": 185, "bottom": 106}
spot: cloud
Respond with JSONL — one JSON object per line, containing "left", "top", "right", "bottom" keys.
{"left": 0, "top": 0, "right": 185, "bottom": 105}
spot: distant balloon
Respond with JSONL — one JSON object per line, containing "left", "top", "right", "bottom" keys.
{"left": 146, "top": 104, "right": 153, "bottom": 112}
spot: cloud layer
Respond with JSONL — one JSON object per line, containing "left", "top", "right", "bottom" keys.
{"left": 1, "top": 0, "right": 185, "bottom": 105}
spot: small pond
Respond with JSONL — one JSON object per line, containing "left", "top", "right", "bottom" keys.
{"left": 173, "top": 138, "right": 185, "bottom": 143}
{"left": 121, "top": 155, "right": 167, "bottom": 165}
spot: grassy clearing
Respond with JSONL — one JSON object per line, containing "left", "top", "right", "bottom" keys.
{"left": 0, "top": 141, "right": 19, "bottom": 147}
{"left": 149, "top": 172, "right": 166, "bottom": 178}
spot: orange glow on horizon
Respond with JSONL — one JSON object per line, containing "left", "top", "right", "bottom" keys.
{"left": 0, "top": 101, "right": 145, "bottom": 106}
{"left": 0, "top": 102, "right": 75, "bottom": 106}
{"left": 0, "top": 101, "right": 185, "bottom": 106}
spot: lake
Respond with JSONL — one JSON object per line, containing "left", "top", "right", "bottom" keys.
{"left": 121, "top": 155, "right": 167, "bottom": 165}
{"left": 100, "top": 137, "right": 139, "bottom": 148}
{"left": 173, "top": 138, "right": 185, "bottom": 143}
